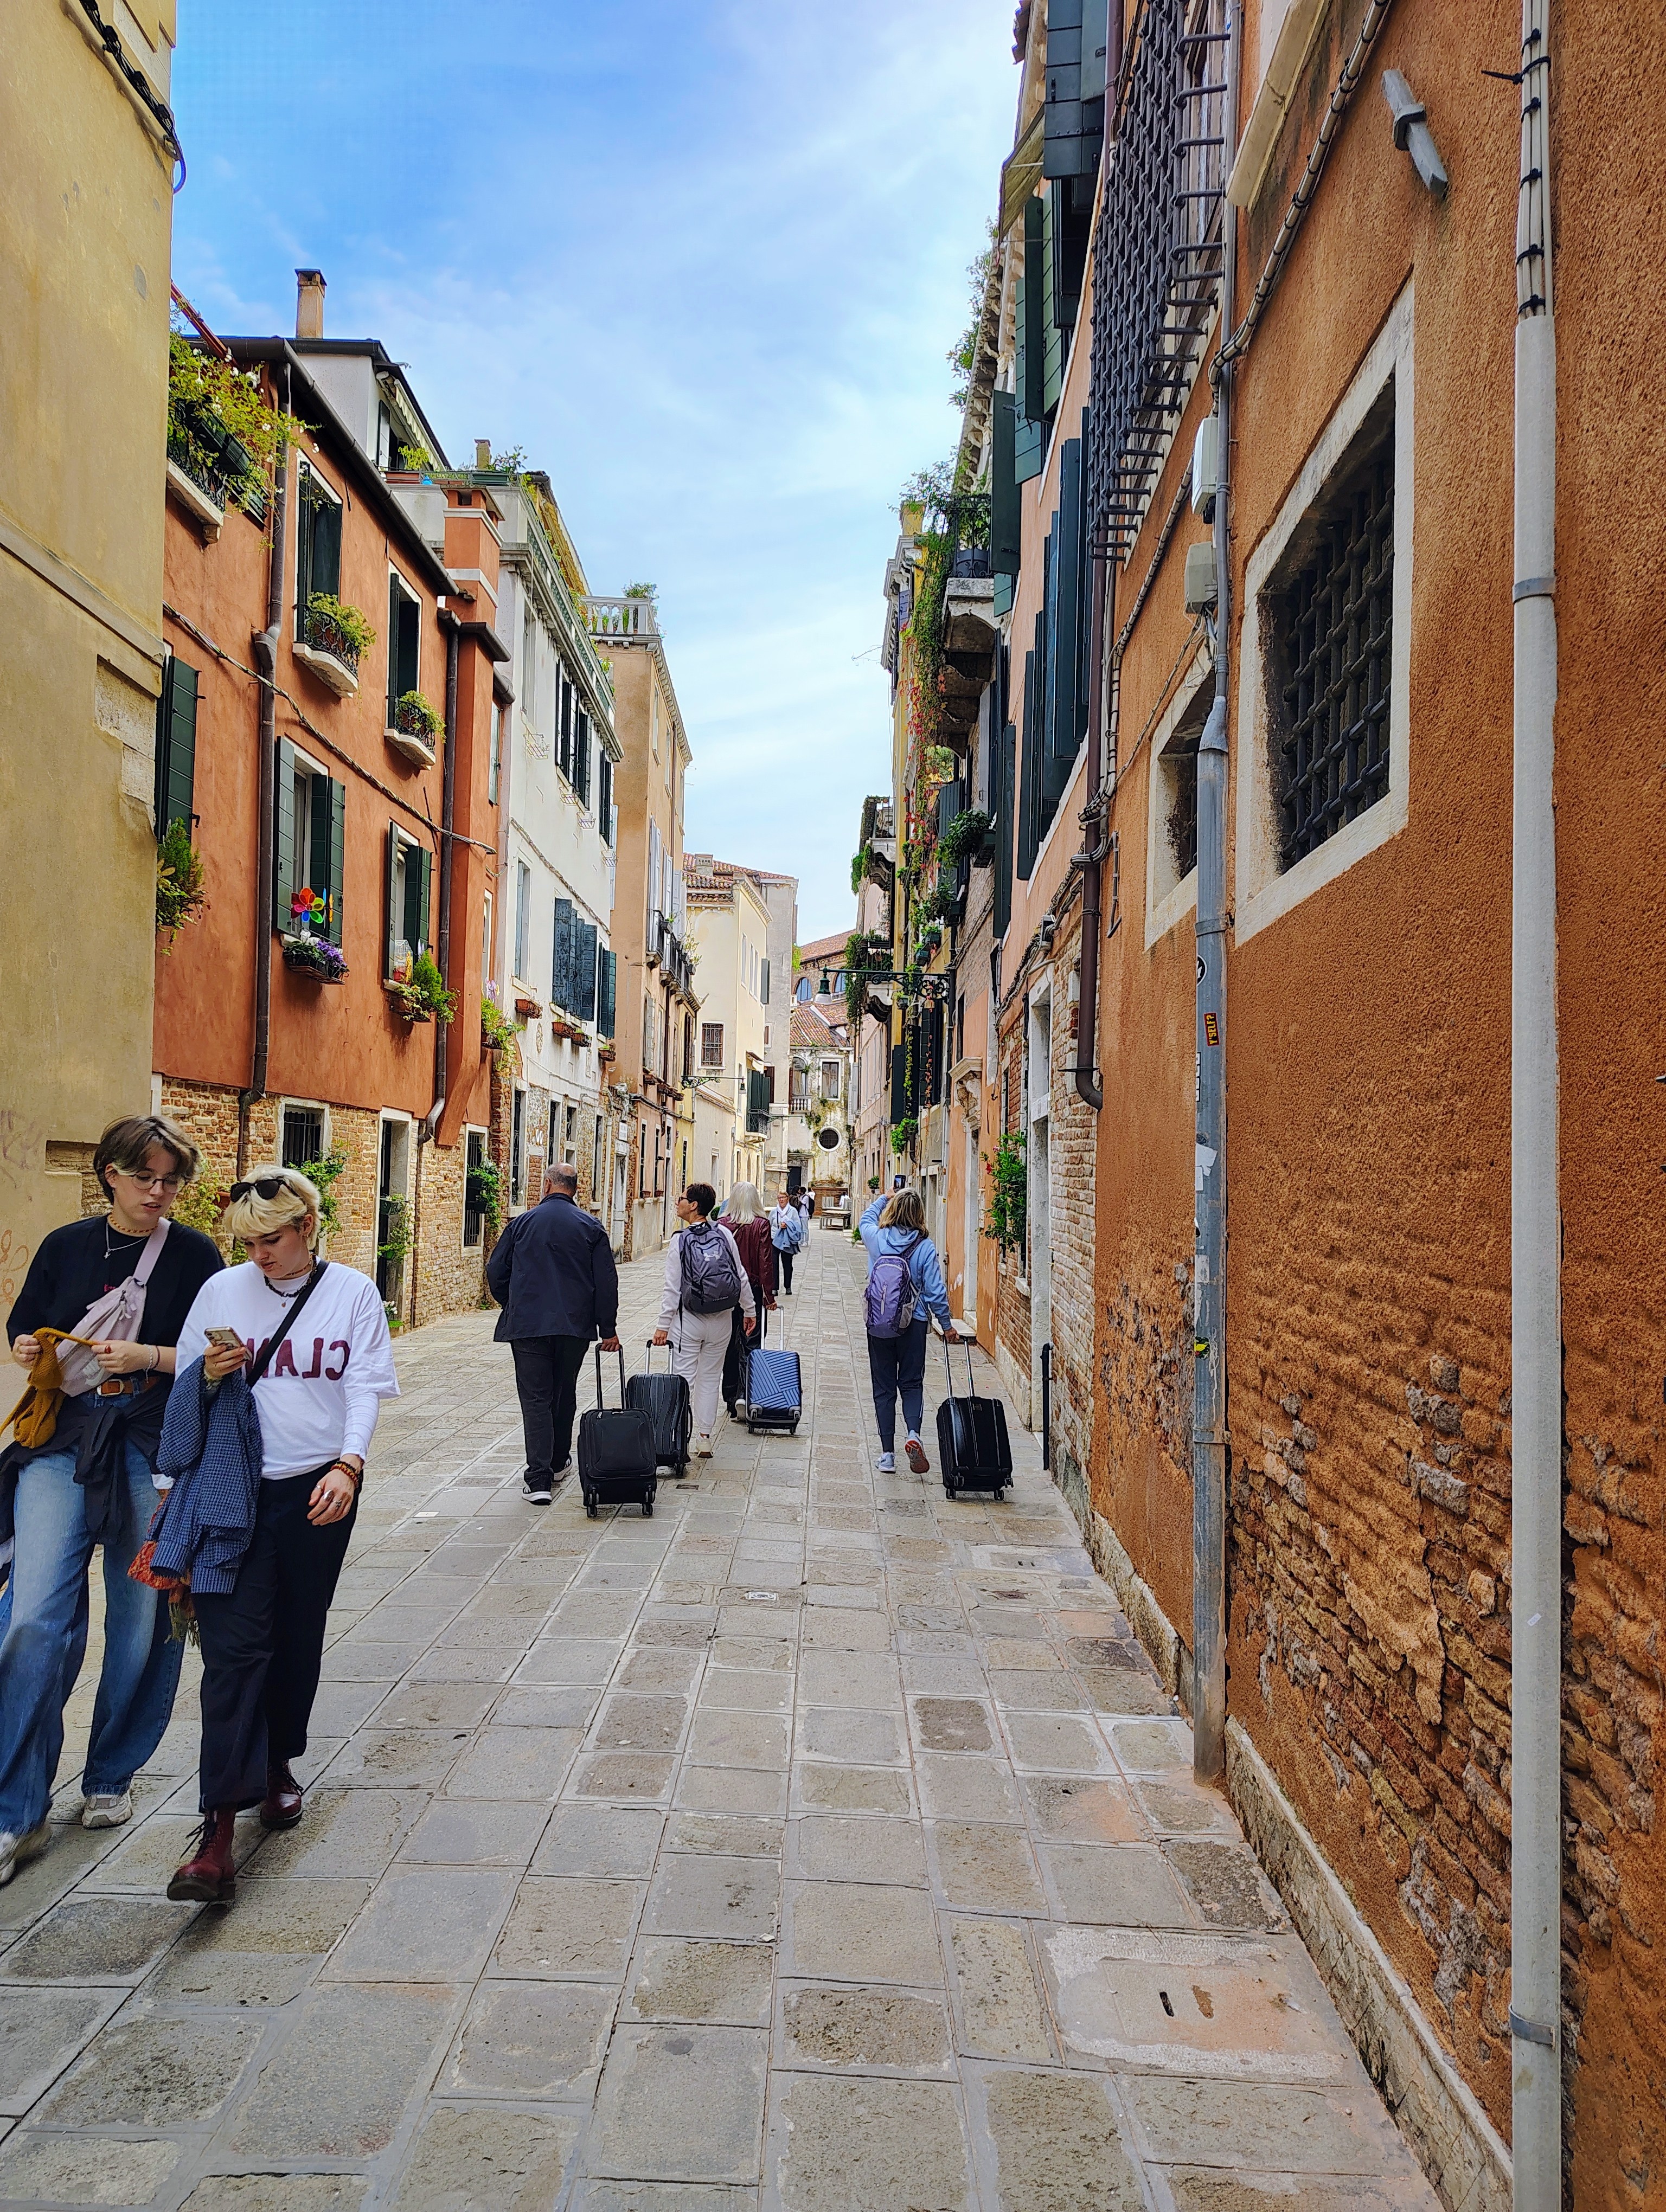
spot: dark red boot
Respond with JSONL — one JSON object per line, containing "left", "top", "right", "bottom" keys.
{"left": 259, "top": 1762, "right": 303, "bottom": 1831}
{"left": 167, "top": 1809, "right": 238, "bottom": 1902}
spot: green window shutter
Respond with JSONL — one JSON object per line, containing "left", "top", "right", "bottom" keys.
{"left": 408, "top": 843, "right": 432, "bottom": 954}
{"left": 574, "top": 711, "right": 591, "bottom": 805}
{"left": 559, "top": 677, "right": 572, "bottom": 780}
{"left": 995, "top": 721, "right": 1015, "bottom": 936}
{"left": 273, "top": 738, "right": 297, "bottom": 930}
{"left": 991, "top": 392, "right": 1021, "bottom": 577}
{"left": 326, "top": 778, "right": 346, "bottom": 946}
{"left": 295, "top": 477, "right": 313, "bottom": 621}
{"left": 599, "top": 947, "right": 616, "bottom": 1038}
{"left": 760, "top": 957, "right": 770, "bottom": 1007}
{"left": 317, "top": 495, "right": 341, "bottom": 600}
{"left": 575, "top": 920, "right": 598, "bottom": 1020}
{"left": 155, "top": 655, "right": 198, "bottom": 831}
{"left": 598, "top": 754, "right": 613, "bottom": 842}
{"left": 385, "top": 820, "right": 402, "bottom": 974}
{"left": 1022, "top": 201, "right": 1046, "bottom": 423}
{"left": 386, "top": 575, "right": 401, "bottom": 722}
{"left": 1045, "top": 440, "right": 1083, "bottom": 801}
{"left": 552, "top": 897, "right": 574, "bottom": 1009}
{"left": 1015, "top": 652, "right": 1037, "bottom": 882}
{"left": 1041, "top": 187, "right": 1063, "bottom": 415}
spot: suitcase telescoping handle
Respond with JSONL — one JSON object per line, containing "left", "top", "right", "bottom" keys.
{"left": 940, "top": 1323, "right": 977, "bottom": 1397}
{"left": 593, "top": 1343, "right": 628, "bottom": 1409}
{"left": 643, "top": 1338, "right": 675, "bottom": 1373}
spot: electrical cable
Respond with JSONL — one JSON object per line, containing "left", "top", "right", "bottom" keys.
{"left": 77, "top": 0, "right": 185, "bottom": 189}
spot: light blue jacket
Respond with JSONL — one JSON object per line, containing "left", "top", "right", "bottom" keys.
{"left": 858, "top": 1197, "right": 952, "bottom": 1330}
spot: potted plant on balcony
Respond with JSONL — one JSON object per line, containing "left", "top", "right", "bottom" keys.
{"left": 386, "top": 950, "right": 456, "bottom": 1026}
{"left": 298, "top": 594, "right": 375, "bottom": 697}
{"left": 481, "top": 991, "right": 518, "bottom": 1056}
{"left": 155, "top": 818, "right": 207, "bottom": 946}
{"left": 390, "top": 689, "right": 443, "bottom": 764}
{"left": 281, "top": 931, "right": 348, "bottom": 984}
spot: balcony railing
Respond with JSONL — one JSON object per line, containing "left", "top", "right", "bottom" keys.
{"left": 584, "top": 595, "right": 659, "bottom": 640}
{"left": 168, "top": 402, "right": 265, "bottom": 523}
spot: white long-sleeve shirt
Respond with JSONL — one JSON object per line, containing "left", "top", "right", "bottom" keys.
{"left": 657, "top": 1223, "right": 756, "bottom": 1335}
{"left": 176, "top": 1261, "right": 399, "bottom": 1479}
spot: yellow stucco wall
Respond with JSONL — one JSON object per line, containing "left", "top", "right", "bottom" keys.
{"left": 0, "top": 4, "right": 175, "bottom": 1286}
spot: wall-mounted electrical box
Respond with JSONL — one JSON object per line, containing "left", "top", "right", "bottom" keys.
{"left": 1191, "top": 415, "right": 1219, "bottom": 518}
{"left": 1183, "top": 542, "right": 1218, "bottom": 612}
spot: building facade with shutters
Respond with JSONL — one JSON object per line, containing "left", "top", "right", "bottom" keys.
{"left": 474, "top": 466, "right": 621, "bottom": 1235}
{"left": 789, "top": 935, "right": 857, "bottom": 1214}
{"left": 847, "top": 798, "right": 898, "bottom": 1211}
{"left": 0, "top": 0, "right": 179, "bottom": 1282}
{"left": 585, "top": 594, "right": 696, "bottom": 1258}
{"left": 683, "top": 856, "right": 773, "bottom": 1199}
{"left": 153, "top": 279, "right": 504, "bottom": 1327}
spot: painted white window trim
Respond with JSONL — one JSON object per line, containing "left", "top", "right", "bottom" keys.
{"left": 1144, "top": 648, "right": 1215, "bottom": 949}
{"left": 1233, "top": 280, "right": 1414, "bottom": 947}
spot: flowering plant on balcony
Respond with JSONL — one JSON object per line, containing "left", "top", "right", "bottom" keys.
{"left": 393, "top": 690, "right": 443, "bottom": 743}
{"left": 281, "top": 933, "right": 348, "bottom": 982}
{"left": 304, "top": 594, "right": 375, "bottom": 670}
{"left": 386, "top": 950, "right": 457, "bottom": 1025}
{"left": 481, "top": 993, "right": 518, "bottom": 1055}
{"left": 155, "top": 818, "right": 207, "bottom": 944}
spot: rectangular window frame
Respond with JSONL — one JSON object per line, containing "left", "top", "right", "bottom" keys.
{"left": 294, "top": 462, "right": 342, "bottom": 635}
{"left": 1234, "top": 284, "right": 1414, "bottom": 944}
{"left": 1144, "top": 649, "right": 1213, "bottom": 948}
{"left": 386, "top": 568, "right": 421, "bottom": 728}
{"left": 701, "top": 1021, "right": 724, "bottom": 1069}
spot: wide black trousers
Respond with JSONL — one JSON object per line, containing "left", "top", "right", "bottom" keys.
{"left": 192, "top": 1469, "right": 356, "bottom": 1811}
{"left": 510, "top": 1334, "right": 591, "bottom": 1485}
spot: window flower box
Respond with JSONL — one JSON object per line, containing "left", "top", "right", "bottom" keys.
{"left": 388, "top": 689, "right": 442, "bottom": 768}
{"left": 295, "top": 596, "right": 371, "bottom": 699}
{"left": 514, "top": 995, "right": 543, "bottom": 1019}
{"left": 281, "top": 933, "right": 348, "bottom": 984}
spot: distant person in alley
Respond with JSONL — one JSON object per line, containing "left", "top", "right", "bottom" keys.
{"left": 768, "top": 1185, "right": 804, "bottom": 1296}
{"left": 652, "top": 1183, "right": 755, "bottom": 1456}
{"left": 0, "top": 1115, "right": 223, "bottom": 1887}
{"left": 859, "top": 1185, "right": 957, "bottom": 1475}
{"left": 720, "top": 1183, "right": 778, "bottom": 1418}
{"left": 162, "top": 1167, "right": 399, "bottom": 1903}
{"left": 488, "top": 1163, "right": 621, "bottom": 1503}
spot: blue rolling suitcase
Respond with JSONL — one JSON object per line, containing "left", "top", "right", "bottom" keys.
{"left": 935, "top": 1332, "right": 1012, "bottom": 1499}
{"left": 745, "top": 1308, "right": 802, "bottom": 1435}
{"left": 626, "top": 1341, "right": 693, "bottom": 1475}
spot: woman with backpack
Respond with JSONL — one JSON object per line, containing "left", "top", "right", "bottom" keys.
{"left": 858, "top": 1186, "right": 958, "bottom": 1475}
{"left": 720, "top": 1184, "right": 777, "bottom": 1420}
{"left": 651, "top": 1183, "right": 755, "bottom": 1457}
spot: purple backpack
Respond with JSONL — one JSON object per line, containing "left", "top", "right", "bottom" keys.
{"left": 864, "top": 1233, "right": 925, "bottom": 1339}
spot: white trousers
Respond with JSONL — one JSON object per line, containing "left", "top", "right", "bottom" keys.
{"left": 671, "top": 1308, "right": 733, "bottom": 1436}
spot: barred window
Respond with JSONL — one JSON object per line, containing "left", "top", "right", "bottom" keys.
{"left": 701, "top": 1022, "right": 724, "bottom": 1068}
{"left": 1266, "top": 404, "right": 1394, "bottom": 870}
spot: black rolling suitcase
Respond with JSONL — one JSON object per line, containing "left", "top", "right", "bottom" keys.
{"left": 626, "top": 1341, "right": 693, "bottom": 1475}
{"left": 578, "top": 1347, "right": 659, "bottom": 1517}
{"left": 934, "top": 1331, "right": 1013, "bottom": 1499}
{"left": 745, "top": 1306, "right": 802, "bottom": 1435}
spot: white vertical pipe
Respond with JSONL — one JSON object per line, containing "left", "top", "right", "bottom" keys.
{"left": 1510, "top": 0, "right": 1560, "bottom": 2201}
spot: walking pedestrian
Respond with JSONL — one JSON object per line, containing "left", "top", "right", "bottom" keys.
{"left": 651, "top": 1183, "right": 754, "bottom": 1457}
{"left": 720, "top": 1183, "right": 778, "bottom": 1418}
{"left": 162, "top": 1168, "right": 398, "bottom": 1903}
{"left": 858, "top": 1186, "right": 958, "bottom": 1476}
{"left": 486, "top": 1163, "right": 621, "bottom": 1503}
{"left": 767, "top": 1185, "right": 804, "bottom": 1297}
{"left": 0, "top": 1116, "right": 223, "bottom": 1885}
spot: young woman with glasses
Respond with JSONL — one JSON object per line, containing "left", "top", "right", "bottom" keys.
{"left": 164, "top": 1166, "right": 398, "bottom": 1904}
{"left": 0, "top": 1115, "right": 224, "bottom": 1886}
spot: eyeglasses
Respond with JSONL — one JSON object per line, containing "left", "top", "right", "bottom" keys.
{"left": 117, "top": 1171, "right": 183, "bottom": 1193}
{"left": 228, "top": 1176, "right": 298, "bottom": 1202}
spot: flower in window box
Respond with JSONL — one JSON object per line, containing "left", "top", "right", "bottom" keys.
{"left": 393, "top": 690, "right": 443, "bottom": 743}
{"left": 281, "top": 933, "right": 348, "bottom": 983}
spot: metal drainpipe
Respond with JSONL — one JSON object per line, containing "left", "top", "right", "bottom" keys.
{"left": 239, "top": 435, "right": 290, "bottom": 1174}
{"left": 1509, "top": 0, "right": 1560, "bottom": 2196}
{"left": 1074, "top": 553, "right": 1108, "bottom": 1111}
{"left": 422, "top": 613, "right": 460, "bottom": 1145}
{"left": 1191, "top": 0, "right": 1241, "bottom": 1787}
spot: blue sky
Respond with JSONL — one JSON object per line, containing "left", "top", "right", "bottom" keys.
{"left": 170, "top": 1, "right": 1017, "bottom": 943}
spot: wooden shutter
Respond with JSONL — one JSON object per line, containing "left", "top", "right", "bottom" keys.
{"left": 559, "top": 676, "right": 572, "bottom": 780}
{"left": 1016, "top": 648, "right": 1039, "bottom": 882}
{"left": 598, "top": 754, "right": 613, "bottom": 842}
{"left": 407, "top": 843, "right": 432, "bottom": 954}
{"left": 995, "top": 721, "right": 1016, "bottom": 936}
{"left": 574, "top": 712, "right": 591, "bottom": 805}
{"left": 386, "top": 575, "right": 401, "bottom": 721}
{"left": 273, "top": 738, "right": 297, "bottom": 930}
{"left": 991, "top": 391, "right": 1021, "bottom": 575}
{"left": 1041, "top": 186, "right": 1063, "bottom": 415}
{"left": 1045, "top": 441, "right": 1083, "bottom": 802}
{"left": 385, "top": 820, "right": 402, "bottom": 975}
{"left": 1022, "top": 200, "right": 1046, "bottom": 423}
{"left": 154, "top": 655, "right": 198, "bottom": 832}
{"left": 575, "top": 920, "right": 598, "bottom": 1019}
{"left": 599, "top": 948, "right": 616, "bottom": 1038}
{"left": 326, "top": 779, "right": 346, "bottom": 946}
{"left": 552, "top": 897, "right": 574, "bottom": 1010}
{"left": 295, "top": 474, "right": 314, "bottom": 616}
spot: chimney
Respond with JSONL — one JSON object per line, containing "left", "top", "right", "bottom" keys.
{"left": 475, "top": 438, "right": 492, "bottom": 468}
{"left": 294, "top": 268, "right": 326, "bottom": 340}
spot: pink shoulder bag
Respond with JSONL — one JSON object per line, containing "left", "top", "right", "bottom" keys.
{"left": 55, "top": 1220, "right": 171, "bottom": 1397}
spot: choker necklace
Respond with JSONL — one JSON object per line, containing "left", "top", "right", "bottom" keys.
{"left": 263, "top": 1269, "right": 313, "bottom": 1300}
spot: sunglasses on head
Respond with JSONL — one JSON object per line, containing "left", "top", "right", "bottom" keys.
{"left": 228, "top": 1176, "right": 300, "bottom": 1203}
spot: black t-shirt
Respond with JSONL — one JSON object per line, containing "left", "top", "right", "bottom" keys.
{"left": 7, "top": 1214, "right": 225, "bottom": 1457}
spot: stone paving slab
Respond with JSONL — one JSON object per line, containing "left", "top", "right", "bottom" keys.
{"left": 0, "top": 1231, "right": 1442, "bottom": 2209}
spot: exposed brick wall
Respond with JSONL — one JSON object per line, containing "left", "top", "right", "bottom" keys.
{"left": 1045, "top": 924, "right": 1098, "bottom": 1501}
{"left": 992, "top": 1016, "right": 1031, "bottom": 1403}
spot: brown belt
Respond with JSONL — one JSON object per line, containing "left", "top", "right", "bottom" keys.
{"left": 96, "top": 1372, "right": 159, "bottom": 1398}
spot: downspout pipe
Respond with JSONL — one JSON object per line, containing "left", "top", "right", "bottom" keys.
{"left": 1074, "top": 552, "right": 1108, "bottom": 1111}
{"left": 239, "top": 434, "right": 290, "bottom": 1173}
{"left": 1509, "top": 0, "right": 1560, "bottom": 2197}
{"left": 422, "top": 612, "right": 461, "bottom": 1144}
{"left": 1191, "top": 0, "right": 1241, "bottom": 1788}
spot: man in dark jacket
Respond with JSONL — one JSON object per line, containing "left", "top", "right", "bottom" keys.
{"left": 486, "top": 1165, "right": 621, "bottom": 1502}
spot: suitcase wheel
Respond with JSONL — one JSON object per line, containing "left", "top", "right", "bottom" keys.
{"left": 584, "top": 1490, "right": 597, "bottom": 1517}
{"left": 943, "top": 1478, "right": 956, "bottom": 1499}
{"left": 643, "top": 1495, "right": 654, "bottom": 1518}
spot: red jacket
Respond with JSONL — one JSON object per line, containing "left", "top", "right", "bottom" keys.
{"left": 730, "top": 1214, "right": 777, "bottom": 1300}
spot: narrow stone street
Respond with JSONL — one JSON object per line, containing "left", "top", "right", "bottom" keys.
{"left": 0, "top": 1231, "right": 1439, "bottom": 2212}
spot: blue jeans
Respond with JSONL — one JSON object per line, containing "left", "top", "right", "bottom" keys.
{"left": 0, "top": 1445, "right": 183, "bottom": 1835}
{"left": 867, "top": 1319, "right": 928, "bottom": 1454}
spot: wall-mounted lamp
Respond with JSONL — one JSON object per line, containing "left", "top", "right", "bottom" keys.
{"left": 1382, "top": 70, "right": 1449, "bottom": 200}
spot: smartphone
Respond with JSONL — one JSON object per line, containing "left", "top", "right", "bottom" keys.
{"left": 206, "top": 1327, "right": 245, "bottom": 1353}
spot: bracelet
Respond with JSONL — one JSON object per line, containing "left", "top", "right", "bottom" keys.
{"left": 148, "top": 1345, "right": 160, "bottom": 1372}
{"left": 329, "top": 1459, "right": 363, "bottom": 1490}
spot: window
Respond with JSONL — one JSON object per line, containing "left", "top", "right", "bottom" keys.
{"left": 558, "top": 672, "right": 573, "bottom": 780}
{"left": 597, "top": 947, "right": 617, "bottom": 1039}
{"left": 1146, "top": 660, "right": 1212, "bottom": 944}
{"left": 552, "top": 897, "right": 574, "bottom": 1010}
{"left": 514, "top": 860, "right": 531, "bottom": 981}
{"left": 644, "top": 995, "right": 659, "bottom": 1073}
{"left": 153, "top": 652, "right": 198, "bottom": 833}
{"left": 489, "top": 704, "right": 502, "bottom": 804}
{"left": 510, "top": 1089, "right": 526, "bottom": 1208}
{"left": 598, "top": 751, "right": 613, "bottom": 843}
{"left": 1267, "top": 425, "right": 1393, "bottom": 869}
{"left": 280, "top": 1104, "right": 325, "bottom": 1171}
{"left": 385, "top": 822, "right": 432, "bottom": 979}
{"left": 796, "top": 976, "right": 812, "bottom": 1003}
{"left": 760, "top": 956, "right": 770, "bottom": 1006}
{"left": 273, "top": 741, "right": 344, "bottom": 943}
{"left": 463, "top": 1128, "right": 486, "bottom": 1247}
{"left": 386, "top": 571, "right": 420, "bottom": 725}
{"left": 573, "top": 710, "right": 591, "bottom": 807}
{"left": 683, "top": 1016, "right": 694, "bottom": 1085}
{"left": 701, "top": 1023, "right": 724, "bottom": 1069}
{"left": 822, "top": 1060, "right": 841, "bottom": 1101}
{"left": 482, "top": 891, "right": 494, "bottom": 984}
{"left": 294, "top": 464, "right": 342, "bottom": 629}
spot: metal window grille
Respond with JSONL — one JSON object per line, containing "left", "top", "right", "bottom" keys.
{"left": 701, "top": 1022, "right": 724, "bottom": 1068}
{"left": 280, "top": 1107, "right": 325, "bottom": 1171}
{"left": 1086, "top": 0, "right": 1229, "bottom": 558}
{"left": 1271, "top": 441, "right": 1394, "bottom": 867}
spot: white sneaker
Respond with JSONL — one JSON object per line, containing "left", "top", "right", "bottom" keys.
{"left": 877, "top": 1452, "right": 895, "bottom": 1472}
{"left": 522, "top": 1478, "right": 553, "bottom": 1503}
{"left": 0, "top": 1822, "right": 50, "bottom": 1887}
{"left": 693, "top": 1433, "right": 714, "bottom": 1458}
{"left": 81, "top": 1791, "right": 133, "bottom": 1829}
